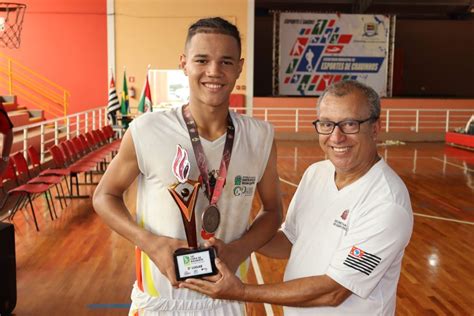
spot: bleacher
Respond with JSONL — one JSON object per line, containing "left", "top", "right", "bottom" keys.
{"left": 2, "top": 95, "right": 43, "bottom": 124}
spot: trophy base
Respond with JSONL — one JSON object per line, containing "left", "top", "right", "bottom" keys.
{"left": 174, "top": 247, "right": 218, "bottom": 281}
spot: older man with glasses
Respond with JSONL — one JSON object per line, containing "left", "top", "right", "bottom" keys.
{"left": 181, "top": 80, "right": 414, "bottom": 316}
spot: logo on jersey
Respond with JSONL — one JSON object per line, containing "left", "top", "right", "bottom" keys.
{"left": 172, "top": 144, "right": 190, "bottom": 183}
{"left": 333, "top": 209, "right": 349, "bottom": 231}
{"left": 233, "top": 175, "right": 256, "bottom": 197}
{"left": 344, "top": 246, "right": 381, "bottom": 276}
{"left": 340, "top": 209, "right": 349, "bottom": 220}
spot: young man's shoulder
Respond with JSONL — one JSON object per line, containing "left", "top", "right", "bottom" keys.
{"left": 132, "top": 107, "right": 181, "bottom": 125}
{"left": 231, "top": 111, "right": 273, "bottom": 133}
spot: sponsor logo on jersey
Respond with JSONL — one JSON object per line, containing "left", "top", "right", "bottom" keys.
{"left": 233, "top": 175, "right": 256, "bottom": 197}
{"left": 340, "top": 209, "right": 349, "bottom": 220}
{"left": 333, "top": 209, "right": 350, "bottom": 231}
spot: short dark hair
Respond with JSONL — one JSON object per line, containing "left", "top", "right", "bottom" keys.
{"left": 185, "top": 17, "right": 241, "bottom": 55}
{"left": 316, "top": 80, "right": 381, "bottom": 119}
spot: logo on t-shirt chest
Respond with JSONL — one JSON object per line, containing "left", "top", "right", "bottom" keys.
{"left": 233, "top": 175, "right": 256, "bottom": 197}
{"left": 333, "top": 209, "right": 349, "bottom": 231}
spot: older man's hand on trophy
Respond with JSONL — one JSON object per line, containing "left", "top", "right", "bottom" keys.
{"left": 142, "top": 234, "right": 188, "bottom": 287}
{"left": 204, "top": 237, "right": 244, "bottom": 275}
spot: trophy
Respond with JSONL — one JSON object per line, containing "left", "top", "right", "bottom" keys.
{"left": 168, "top": 145, "right": 218, "bottom": 281}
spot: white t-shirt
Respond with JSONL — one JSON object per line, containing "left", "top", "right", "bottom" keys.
{"left": 281, "top": 159, "right": 413, "bottom": 316}
{"left": 128, "top": 106, "right": 274, "bottom": 314}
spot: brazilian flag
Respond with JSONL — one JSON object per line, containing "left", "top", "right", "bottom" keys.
{"left": 120, "top": 70, "right": 130, "bottom": 129}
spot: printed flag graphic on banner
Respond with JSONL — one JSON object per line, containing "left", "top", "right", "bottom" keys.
{"left": 138, "top": 69, "right": 153, "bottom": 113}
{"left": 107, "top": 72, "right": 120, "bottom": 125}
{"left": 120, "top": 70, "right": 130, "bottom": 128}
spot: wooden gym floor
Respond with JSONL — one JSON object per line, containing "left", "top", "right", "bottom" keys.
{"left": 9, "top": 141, "right": 474, "bottom": 315}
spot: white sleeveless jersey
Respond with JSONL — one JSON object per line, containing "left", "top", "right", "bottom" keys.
{"left": 128, "top": 106, "right": 274, "bottom": 314}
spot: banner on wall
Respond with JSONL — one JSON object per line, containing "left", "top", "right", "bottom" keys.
{"left": 279, "top": 13, "right": 390, "bottom": 96}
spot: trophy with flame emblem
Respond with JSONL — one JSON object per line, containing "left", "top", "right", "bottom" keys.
{"left": 169, "top": 144, "right": 218, "bottom": 280}
{"left": 168, "top": 144, "right": 200, "bottom": 249}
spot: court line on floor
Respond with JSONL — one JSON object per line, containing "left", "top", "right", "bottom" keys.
{"left": 279, "top": 177, "right": 474, "bottom": 226}
{"left": 278, "top": 155, "right": 442, "bottom": 159}
{"left": 87, "top": 304, "right": 130, "bottom": 309}
{"left": 250, "top": 253, "right": 274, "bottom": 316}
{"left": 431, "top": 157, "right": 474, "bottom": 172}
{"left": 412, "top": 212, "right": 474, "bottom": 225}
{"left": 279, "top": 177, "right": 299, "bottom": 187}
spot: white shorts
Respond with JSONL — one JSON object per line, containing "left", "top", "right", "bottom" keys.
{"left": 129, "top": 282, "right": 245, "bottom": 316}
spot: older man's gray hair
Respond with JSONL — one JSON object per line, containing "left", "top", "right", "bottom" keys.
{"left": 316, "top": 80, "right": 381, "bottom": 119}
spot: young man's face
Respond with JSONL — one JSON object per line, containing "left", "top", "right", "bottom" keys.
{"left": 317, "top": 91, "right": 380, "bottom": 176}
{"left": 180, "top": 33, "right": 243, "bottom": 109}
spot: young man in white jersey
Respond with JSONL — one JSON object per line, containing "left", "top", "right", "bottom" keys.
{"left": 93, "top": 17, "right": 282, "bottom": 315}
{"left": 181, "top": 80, "right": 413, "bottom": 316}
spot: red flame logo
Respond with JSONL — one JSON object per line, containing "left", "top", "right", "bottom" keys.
{"left": 172, "top": 144, "right": 190, "bottom": 183}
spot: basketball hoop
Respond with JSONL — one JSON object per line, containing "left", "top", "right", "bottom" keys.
{"left": 0, "top": 2, "right": 26, "bottom": 49}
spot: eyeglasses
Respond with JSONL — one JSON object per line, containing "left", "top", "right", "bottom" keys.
{"left": 312, "top": 117, "right": 378, "bottom": 135}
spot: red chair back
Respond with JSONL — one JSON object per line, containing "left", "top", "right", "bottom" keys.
{"left": 71, "top": 137, "right": 85, "bottom": 154}
{"left": 95, "top": 129, "right": 107, "bottom": 143}
{"left": 59, "top": 142, "right": 73, "bottom": 163}
{"left": 85, "top": 132, "right": 96, "bottom": 147}
{"left": 27, "top": 146, "right": 42, "bottom": 168}
{"left": 92, "top": 130, "right": 106, "bottom": 145}
{"left": 102, "top": 125, "right": 114, "bottom": 139}
{"left": 78, "top": 134, "right": 89, "bottom": 148}
{"left": 11, "top": 152, "right": 31, "bottom": 179}
{"left": 1, "top": 160, "right": 16, "bottom": 183}
{"left": 65, "top": 140, "right": 79, "bottom": 159}
{"left": 51, "top": 145, "right": 67, "bottom": 167}
{"left": 91, "top": 131, "right": 101, "bottom": 143}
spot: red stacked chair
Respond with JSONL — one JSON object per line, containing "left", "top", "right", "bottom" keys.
{"left": 1, "top": 160, "right": 55, "bottom": 231}
{"left": 27, "top": 146, "right": 70, "bottom": 178}
{"left": 27, "top": 146, "right": 71, "bottom": 196}
{"left": 101, "top": 125, "right": 121, "bottom": 149}
{"left": 49, "top": 144, "right": 94, "bottom": 198}
{"left": 11, "top": 152, "right": 66, "bottom": 211}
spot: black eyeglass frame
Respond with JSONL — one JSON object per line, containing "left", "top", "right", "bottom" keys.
{"left": 311, "top": 116, "right": 379, "bottom": 135}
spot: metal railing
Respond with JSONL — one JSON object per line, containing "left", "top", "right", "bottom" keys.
{"left": 11, "top": 106, "right": 473, "bottom": 161}
{"left": 0, "top": 51, "right": 70, "bottom": 118}
{"left": 11, "top": 107, "right": 108, "bottom": 163}
{"left": 231, "top": 107, "right": 473, "bottom": 133}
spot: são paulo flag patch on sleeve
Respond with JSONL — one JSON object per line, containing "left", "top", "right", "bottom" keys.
{"left": 343, "top": 246, "right": 381, "bottom": 276}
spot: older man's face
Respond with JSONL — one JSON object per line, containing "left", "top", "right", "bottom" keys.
{"left": 317, "top": 91, "right": 380, "bottom": 176}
